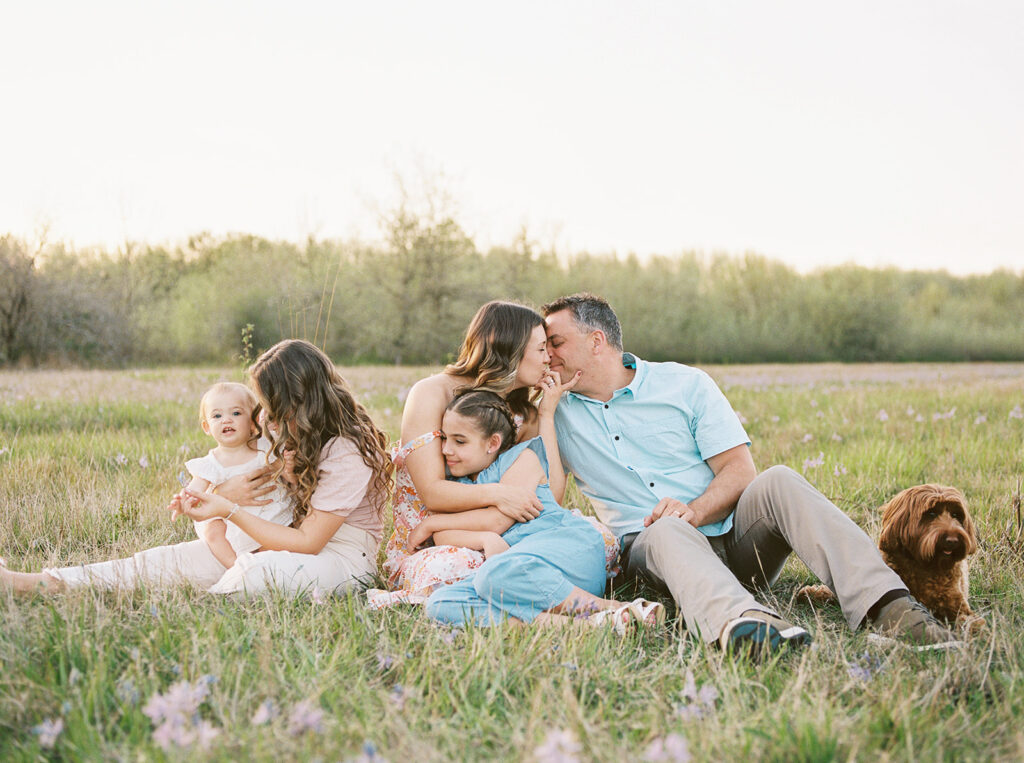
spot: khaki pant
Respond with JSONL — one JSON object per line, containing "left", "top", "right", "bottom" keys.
{"left": 624, "top": 465, "right": 905, "bottom": 642}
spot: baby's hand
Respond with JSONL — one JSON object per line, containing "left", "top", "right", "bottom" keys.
{"left": 407, "top": 522, "right": 434, "bottom": 552}
{"left": 168, "top": 490, "right": 197, "bottom": 521}
{"left": 282, "top": 450, "right": 298, "bottom": 486}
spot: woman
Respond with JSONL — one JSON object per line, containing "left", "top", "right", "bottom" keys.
{"left": 1, "top": 340, "right": 392, "bottom": 598}
{"left": 367, "top": 300, "right": 616, "bottom": 609}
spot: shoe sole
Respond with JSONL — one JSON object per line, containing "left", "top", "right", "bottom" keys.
{"left": 723, "top": 617, "right": 812, "bottom": 658}
{"left": 867, "top": 633, "right": 965, "bottom": 652}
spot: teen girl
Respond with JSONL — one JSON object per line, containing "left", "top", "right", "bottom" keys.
{"left": 420, "top": 391, "right": 663, "bottom": 631}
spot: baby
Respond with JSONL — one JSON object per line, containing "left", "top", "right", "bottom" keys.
{"left": 183, "top": 382, "right": 292, "bottom": 568}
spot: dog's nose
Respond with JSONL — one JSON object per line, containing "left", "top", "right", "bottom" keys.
{"left": 942, "top": 535, "right": 962, "bottom": 551}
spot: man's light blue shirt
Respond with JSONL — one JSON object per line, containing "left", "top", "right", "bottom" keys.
{"left": 553, "top": 353, "right": 751, "bottom": 541}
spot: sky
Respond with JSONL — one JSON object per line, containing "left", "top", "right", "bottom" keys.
{"left": 2, "top": 1, "right": 1022, "bottom": 274}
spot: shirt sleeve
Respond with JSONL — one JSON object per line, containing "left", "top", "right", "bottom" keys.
{"left": 309, "top": 438, "right": 373, "bottom": 517}
{"left": 185, "top": 454, "right": 221, "bottom": 485}
{"left": 689, "top": 370, "right": 751, "bottom": 459}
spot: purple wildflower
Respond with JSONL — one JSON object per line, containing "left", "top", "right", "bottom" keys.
{"left": 802, "top": 452, "right": 825, "bottom": 473}
{"left": 115, "top": 453, "right": 129, "bottom": 466}
{"left": 643, "top": 733, "right": 691, "bottom": 762}
{"left": 974, "top": 414, "right": 987, "bottom": 425}
{"left": 1009, "top": 405, "right": 1023, "bottom": 420}
{"left": 346, "top": 741, "right": 390, "bottom": 763}
{"left": 287, "top": 699, "right": 325, "bottom": 735}
{"left": 138, "top": 456, "right": 150, "bottom": 468}
{"left": 876, "top": 410, "right": 889, "bottom": 422}
{"left": 675, "top": 670, "right": 718, "bottom": 721}
{"left": 376, "top": 653, "right": 394, "bottom": 671}
{"left": 830, "top": 432, "right": 843, "bottom": 442}
{"left": 251, "top": 699, "right": 277, "bottom": 725}
{"left": 533, "top": 728, "right": 582, "bottom": 763}
{"left": 32, "top": 718, "right": 63, "bottom": 749}
{"left": 801, "top": 433, "right": 813, "bottom": 443}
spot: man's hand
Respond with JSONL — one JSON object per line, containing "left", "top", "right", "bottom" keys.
{"left": 644, "top": 497, "right": 698, "bottom": 527}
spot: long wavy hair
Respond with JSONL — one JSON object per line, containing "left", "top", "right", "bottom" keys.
{"left": 444, "top": 301, "right": 544, "bottom": 422}
{"left": 249, "top": 340, "right": 392, "bottom": 525}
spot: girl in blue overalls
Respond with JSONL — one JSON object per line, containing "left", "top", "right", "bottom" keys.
{"left": 419, "top": 390, "right": 664, "bottom": 631}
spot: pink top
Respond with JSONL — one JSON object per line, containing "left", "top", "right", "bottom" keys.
{"left": 310, "top": 436, "right": 383, "bottom": 541}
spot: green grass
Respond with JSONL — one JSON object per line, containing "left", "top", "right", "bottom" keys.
{"left": 2, "top": 364, "right": 1023, "bottom": 761}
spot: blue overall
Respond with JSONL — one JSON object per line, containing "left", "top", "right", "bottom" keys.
{"left": 424, "top": 438, "right": 607, "bottom": 625}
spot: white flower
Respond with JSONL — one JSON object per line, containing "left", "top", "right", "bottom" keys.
{"left": 534, "top": 728, "right": 582, "bottom": 763}
{"left": 32, "top": 717, "right": 64, "bottom": 749}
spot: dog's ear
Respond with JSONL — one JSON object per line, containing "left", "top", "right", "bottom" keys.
{"left": 879, "top": 489, "right": 914, "bottom": 555}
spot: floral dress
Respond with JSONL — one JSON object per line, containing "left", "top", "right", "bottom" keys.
{"left": 365, "top": 430, "right": 621, "bottom": 610}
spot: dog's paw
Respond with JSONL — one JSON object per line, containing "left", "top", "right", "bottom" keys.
{"left": 958, "top": 613, "right": 986, "bottom": 636}
{"left": 797, "top": 584, "right": 836, "bottom": 605}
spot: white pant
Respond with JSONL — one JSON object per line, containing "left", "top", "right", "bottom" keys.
{"left": 45, "top": 523, "right": 379, "bottom": 597}
{"left": 45, "top": 539, "right": 227, "bottom": 589}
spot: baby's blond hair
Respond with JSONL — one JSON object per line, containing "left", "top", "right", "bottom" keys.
{"left": 198, "top": 382, "right": 258, "bottom": 423}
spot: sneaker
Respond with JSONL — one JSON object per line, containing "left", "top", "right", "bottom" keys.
{"left": 720, "top": 609, "right": 812, "bottom": 658}
{"left": 869, "top": 595, "right": 964, "bottom": 652}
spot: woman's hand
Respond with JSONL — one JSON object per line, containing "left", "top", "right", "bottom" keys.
{"left": 178, "top": 488, "right": 236, "bottom": 523}
{"left": 215, "top": 465, "right": 276, "bottom": 506}
{"left": 535, "top": 370, "right": 582, "bottom": 419}
{"left": 492, "top": 484, "right": 543, "bottom": 522}
{"left": 407, "top": 521, "right": 434, "bottom": 552}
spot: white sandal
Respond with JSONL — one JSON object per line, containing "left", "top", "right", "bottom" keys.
{"left": 586, "top": 604, "right": 636, "bottom": 636}
{"left": 629, "top": 598, "right": 666, "bottom": 627}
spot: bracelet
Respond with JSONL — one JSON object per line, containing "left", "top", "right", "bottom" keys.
{"left": 225, "top": 503, "right": 240, "bottom": 521}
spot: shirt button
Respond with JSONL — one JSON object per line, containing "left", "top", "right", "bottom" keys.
{"left": 649, "top": 482, "right": 655, "bottom": 487}
{"left": 604, "top": 404, "right": 609, "bottom": 409}
{"left": 614, "top": 436, "right": 619, "bottom": 441}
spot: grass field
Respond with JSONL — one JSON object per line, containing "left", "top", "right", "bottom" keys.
{"left": 1, "top": 363, "right": 1023, "bottom": 761}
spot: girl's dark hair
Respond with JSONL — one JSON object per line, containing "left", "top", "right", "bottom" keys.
{"left": 248, "top": 339, "right": 392, "bottom": 525}
{"left": 445, "top": 300, "right": 544, "bottom": 423}
{"left": 446, "top": 390, "right": 517, "bottom": 455}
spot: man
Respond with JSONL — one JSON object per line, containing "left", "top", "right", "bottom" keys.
{"left": 543, "top": 292, "right": 960, "bottom": 654}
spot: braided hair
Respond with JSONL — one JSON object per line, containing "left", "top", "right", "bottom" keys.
{"left": 445, "top": 389, "right": 517, "bottom": 455}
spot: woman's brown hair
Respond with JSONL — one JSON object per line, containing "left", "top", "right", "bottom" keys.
{"left": 445, "top": 300, "right": 544, "bottom": 422}
{"left": 249, "top": 340, "right": 392, "bottom": 525}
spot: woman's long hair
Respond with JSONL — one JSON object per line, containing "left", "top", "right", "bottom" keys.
{"left": 249, "top": 339, "right": 392, "bottom": 525}
{"left": 444, "top": 301, "right": 544, "bottom": 422}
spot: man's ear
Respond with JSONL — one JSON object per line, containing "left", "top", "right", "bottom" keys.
{"left": 589, "top": 330, "right": 606, "bottom": 354}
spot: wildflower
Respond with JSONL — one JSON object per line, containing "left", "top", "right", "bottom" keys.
{"left": 830, "top": 432, "right": 842, "bottom": 442}
{"left": 194, "top": 720, "right": 220, "bottom": 749}
{"left": 346, "top": 741, "right": 390, "bottom": 763}
{"left": 802, "top": 453, "right": 825, "bottom": 473}
{"left": 905, "top": 406, "right": 915, "bottom": 416}
{"left": 643, "top": 733, "right": 691, "bottom": 762}
{"left": 833, "top": 464, "right": 848, "bottom": 477}
{"left": 770, "top": 415, "right": 780, "bottom": 423}
{"left": 115, "top": 453, "right": 129, "bottom": 466}
{"left": 389, "top": 684, "right": 414, "bottom": 710}
{"left": 251, "top": 699, "right": 277, "bottom": 725}
{"left": 138, "top": 456, "right": 149, "bottom": 468}
{"left": 376, "top": 653, "right": 394, "bottom": 671}
{"left": 735, "top": 411, "right": 748, "bottom": 425}
{"left": 533, "top": 728, "right": 582, "bottom": 763}
{"left": 974, "top": 415, "right": 987, "bottom": 425}
{"left": 932, "top": 407, "right": 956, "bottom": 421}
{"left": 396, "top": 387, "right": 411, "bottom": 404}
{"left": 815, "top": 410, "right": 824, "bottom": 418}
{"left": 0, "top": 446, "right": 9, "bottom": 456}
{"left": 68, "top": 666, "right": 83, "bottom": 686}
{"left": 846, "top": 652, "right": 885, "bottom": 683}
{"left": 116, "top": 677, "right": 140, "bottom": 706}
{"left": 32, "top": 717, "right": 64, "bottom": 749}
{"left": 1009, "top": 405, "right": 1023, "bottom": 420}
{"left": 915, "top": 414, "right": 924, "bottom": 423}
{"left": 309, "top": 586, "right": 326, "bottom": 605}
{"left": 810, "top": 399, "right": 818, "bottom": 407}
{"left": 178, "top": 444, "right": 190, "bottom": 455}
{"left": 675, "top": 670, "right": 718, "bottom": 721}
{"left": 876, "top": 410, "right": 889, "bottom": 422}
{"left": 287, "top": 699, "right": 325, "bottom": 735}
{"left": 801, "top": 433, "right": 813, "bottom": 443}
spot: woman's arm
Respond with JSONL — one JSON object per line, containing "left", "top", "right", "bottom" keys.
{"left": 533, "top": 370, "right": 581, "bottom": 504}
{"left": 179, "top": 490, "right": 343, "bottom": 556}
{"left": 401, "top": 377, "right": 542, "bottom": 521}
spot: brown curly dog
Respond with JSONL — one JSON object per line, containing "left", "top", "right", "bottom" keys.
{"left": 799, "top": 484, "right": 982, "bottom": 630}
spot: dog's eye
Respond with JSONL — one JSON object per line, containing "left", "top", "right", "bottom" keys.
{"left": 952, "top": 510, "right": 965, "bottom": 522}
{"left": 923, "top": 510, "right": 937, "bottom": 520}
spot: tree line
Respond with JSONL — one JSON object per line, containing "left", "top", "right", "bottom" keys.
{"left": 2, "top": 215, "right": 1022, "bottom": 367}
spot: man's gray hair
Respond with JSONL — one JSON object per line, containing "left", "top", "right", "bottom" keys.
{"left": 541, "top": 293, "right": 623, "bottom": 351}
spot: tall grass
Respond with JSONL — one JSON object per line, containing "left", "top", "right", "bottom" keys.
{"left": 1, "top": 364, "right": 1023, "bottom": 761}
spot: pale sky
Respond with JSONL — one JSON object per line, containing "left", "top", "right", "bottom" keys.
{"left": 2, "top": 1, "right": 1022, "bottom": 274}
